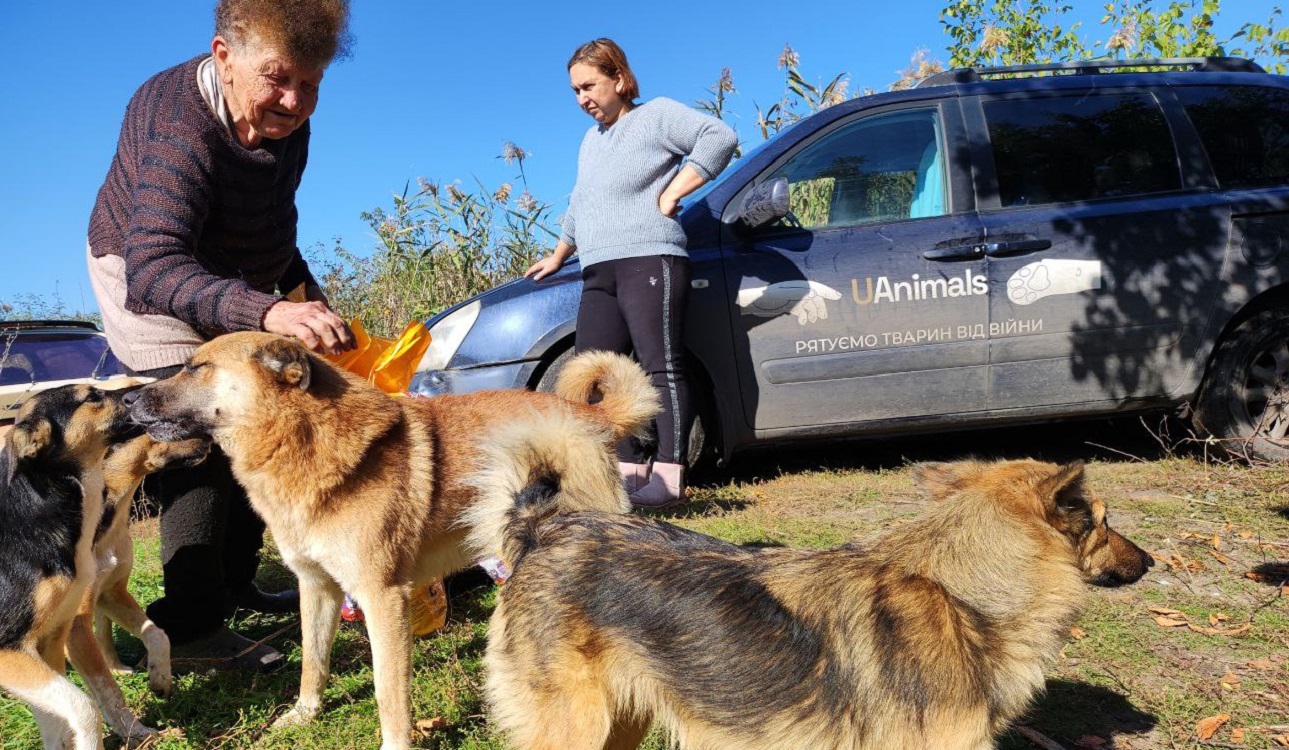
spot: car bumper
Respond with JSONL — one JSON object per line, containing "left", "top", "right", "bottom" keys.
{"left": 409, "top": 360, "right": 538, "bottom": 397}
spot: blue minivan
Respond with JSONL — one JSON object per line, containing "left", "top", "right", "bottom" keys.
{"left": 410, "top": 57, "right": 1289, "bottom": 465}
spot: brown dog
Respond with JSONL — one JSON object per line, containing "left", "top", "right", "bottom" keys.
{"left": 0, "top": 385, "right": 141, "bottom": 750}
{"left": 62, "top": 432, "right": 208, "bottom": 745}
{"left": 467, "top": 456, "right": 1154, "bottom": 750}
{"left": 125, "top": 332, "right": 657, "bottom": 750}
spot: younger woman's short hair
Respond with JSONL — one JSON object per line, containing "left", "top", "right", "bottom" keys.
{"left": 568, "top": 38, "right": 640, "bottom": 101}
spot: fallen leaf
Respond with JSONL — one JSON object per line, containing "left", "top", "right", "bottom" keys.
{"left": 1272, "top": 735, "right": 1289, "bottom": 747}
{"left": 1232, "top": 726, "right": 1245, "bottom": 744}
{"left": 1155, "top": 615, "right": 1189, "bottom": 627}
{"left": 1069, "top": 626, "right": 1087, "bottom": 640}
{"left": 413, "top": 717, "right": 447, "bottom": 736}
{"left": 1188, "top": 622, "right": 1251, "bottom": 637}
{"left": 1245, "top": 571, "right": 1271, "bottom": 583}
{"left": 1212, "top": 530, "right": 1222, "bottom": 550}
{"left": 1148, "top": 606, "right": 1184, "bottom": 616}
{"left": 1248, "top": 658, "right": 1275, "bottom": 669}
{"left": 1209, "top": 549, "right": 1232, "bottom": 565}
{"left": 1220, "top": 672, "right": 1241, "bottom": 690}
{"left": 1209, "top": 612, "right": 1230, "bottom": 626}
{"left": 1196, "top": 713, "right": 1230, "bottom": 740}
{"left": 1239, "top": 530, "right": 1253, "bottom": 539}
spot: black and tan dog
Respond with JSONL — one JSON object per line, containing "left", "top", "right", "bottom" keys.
{"left": 63, "top": 430, "right": 208, "bottom": 745}
{"left": 124, "top": 332, "right": 657, "bottom": 750}
{"left": 0, "top": 385, "right": 142, "bottom": 750}
{"left": 467, "top": 455, "right": 1154, "bottom": 750}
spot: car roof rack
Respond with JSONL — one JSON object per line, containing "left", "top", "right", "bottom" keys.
{"left": 0, "top": 319, "right": 100, "bottom": 331}
{"left": 917, "top": 56, "right": 1265, "bottom": 87}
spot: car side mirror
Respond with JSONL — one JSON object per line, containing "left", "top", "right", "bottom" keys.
{"left": 735, "top": 177, "right": 790, "bottom": 231}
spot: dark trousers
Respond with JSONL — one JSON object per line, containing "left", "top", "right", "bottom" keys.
{"left": 575, "top": 255, "right": 691, "bottom": 465}
{"left": 129, "top": 364, "right": 266, "bottom": 643}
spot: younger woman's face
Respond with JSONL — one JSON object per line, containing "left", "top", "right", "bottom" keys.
{"left": 569, "top": 62, "right": 628, "bottom": 126}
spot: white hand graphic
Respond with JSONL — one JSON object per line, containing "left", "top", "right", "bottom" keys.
{"left": 737, "top": 278, "right": 843, "bottom": 325}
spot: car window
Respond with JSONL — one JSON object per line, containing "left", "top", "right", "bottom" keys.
{"left": 983, "top": 93, "right": 1181, "bottom": 207}
{"left": 0, "top": 333, "right": 122, "bottom": 385}
{"left": 1173, "top": 85, "right": 1289, "bottom": 190}
{"left": 764, "top": 108, "right": 945, "bottom": 230}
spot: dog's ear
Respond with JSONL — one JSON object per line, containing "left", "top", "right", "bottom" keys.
{"left": 10, "top": 417, "right": 53, "bottom": 464}
{"left": 911, "top": 461, "right": 976, "bottom": 500}
{"left": 1040, "top": 460, "right": 1087, "bottom": 512}
{"left": 257, "top": 337, "right": 312, "bottom": 391}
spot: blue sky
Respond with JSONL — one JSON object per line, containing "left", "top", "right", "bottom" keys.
{"left": 0, "top": 1, "right": 1281, "bottom": 313}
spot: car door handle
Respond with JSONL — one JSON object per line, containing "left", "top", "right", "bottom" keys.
{"left": 923, "top": 243, "right": 986, "bottom": 261}
{"left": 984, "top": 239, "right": 1051, "bottom": 257}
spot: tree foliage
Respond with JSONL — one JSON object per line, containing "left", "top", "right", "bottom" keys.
{"left": 942, "top": 0, "right": 1289, "bottom": 73}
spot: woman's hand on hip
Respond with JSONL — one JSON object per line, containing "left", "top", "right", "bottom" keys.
{"left": 659, "top": 192, "right": 682, "bottom": 217}
{"left": 263, "top": 300, "right": 356, "bottom": 355}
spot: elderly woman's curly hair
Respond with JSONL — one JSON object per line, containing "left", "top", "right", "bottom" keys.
{"left": 215, "top": 0, "right": 353, "bottom": 69}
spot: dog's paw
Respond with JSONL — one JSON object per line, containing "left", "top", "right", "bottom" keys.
{"left": 119, "top": 721, "right": 158, "bottom": 748}
{"left": 148, "top": 662, "right": 173, "bottom": 699}
{"left": 272, "top": 703, "right": 319, "bottom": 729}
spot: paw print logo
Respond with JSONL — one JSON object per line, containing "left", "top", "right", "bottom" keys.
{"left": 1006, "top": 260, "right": 1103, "bottom": 306}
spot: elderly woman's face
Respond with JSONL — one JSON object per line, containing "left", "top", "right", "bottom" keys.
{"left": 213, "top": 35, "right": 324, "bottom": 147}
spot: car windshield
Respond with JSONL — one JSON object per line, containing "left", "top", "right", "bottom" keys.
{"left": 0, "top": 332, "right": 123, "bottom": 386}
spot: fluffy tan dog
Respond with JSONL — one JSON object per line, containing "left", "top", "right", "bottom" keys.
{"left": 126, "top": 332, "right": 657, "bottom": 750}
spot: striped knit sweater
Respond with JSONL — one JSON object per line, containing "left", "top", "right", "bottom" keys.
{"left": 88, "top": 55, "right": 316, "bottom": 337}
{"left": 560, "top": 97, "right": 737, "bottom": 267}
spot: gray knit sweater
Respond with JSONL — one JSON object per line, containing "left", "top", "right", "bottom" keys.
{"left": 560, "top": 97, "right": 737, "bottom": 267}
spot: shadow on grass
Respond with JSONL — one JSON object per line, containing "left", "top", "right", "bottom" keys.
{"left": 998, "top": 678, "right": 1158, "bottom": 750}
{"left": 712, "top": 414, "right": 1197, "bottom": 484}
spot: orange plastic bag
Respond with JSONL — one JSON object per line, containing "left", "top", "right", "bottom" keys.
{"left": 326, "top": 319, "right": 431, "bottom": 395}
{"left": 283, "top": 285, "right": 430, "bottom": 395}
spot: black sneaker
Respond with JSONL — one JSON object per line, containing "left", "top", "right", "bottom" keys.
{"left": 235, "top": 585, "right": 300, "bottom": 615}
{"left": 169, "top": 627, "right": 286, "bottom": 674}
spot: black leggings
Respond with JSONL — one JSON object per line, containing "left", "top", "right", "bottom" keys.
{"left": 128, "top": 363, "right": 266, "bottom": 643}
{"left": 575, "top": 255, "right": 690, "bottom": 465}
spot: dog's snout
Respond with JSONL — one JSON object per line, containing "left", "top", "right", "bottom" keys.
{"left": 122, "top": 389, "right": 140, "bottom": 407}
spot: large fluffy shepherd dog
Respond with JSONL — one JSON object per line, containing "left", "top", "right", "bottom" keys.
{"left": 466, "top": 452, "right": 1154, "bottom": 750}
{"left": 124, "top": 332, "right": 657, "bottom": 750}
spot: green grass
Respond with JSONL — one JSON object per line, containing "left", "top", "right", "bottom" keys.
{"left": 3, "top": 445, "right": 1287, "bottom": 749}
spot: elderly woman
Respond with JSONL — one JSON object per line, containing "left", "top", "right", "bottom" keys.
{"left": 526, "top": 38, "right": 737, "bottom": 508}
{"left": 86, "top": 0, "right": 354, "bottom": 670}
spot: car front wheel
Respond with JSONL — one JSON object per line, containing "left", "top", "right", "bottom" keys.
{"left": 1193, "top": 308, "right": 1289, "bottom": 462}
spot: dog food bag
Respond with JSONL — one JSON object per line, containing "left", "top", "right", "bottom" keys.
{"left": 338, "top": 577, "right": 447, "bottom": 637}
{"left": 477, "top": 555, "right": 512, "bottom": 584}
{"left": 340, "top": 593, "right": 364, "bottom": 623}
{"left": 408, "top": 576, "right": 449, "bottom": 637}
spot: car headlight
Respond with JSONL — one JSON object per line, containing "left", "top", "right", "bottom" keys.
{"left": 416, "top": 300, "right": 481, "bottom": 372}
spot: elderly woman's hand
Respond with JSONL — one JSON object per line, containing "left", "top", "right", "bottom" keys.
{"left": 263, "top": 300, "right": 356, "bottom": 355}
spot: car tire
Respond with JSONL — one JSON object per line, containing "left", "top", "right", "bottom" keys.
{"left": 534, "top": 346, "right": 715, "bottom": 473}
{"left": 1193, "top": 308, "right": 1289, "bottom": 462}
{"left": 534, "top": 346, "right": 573, "bottom": 394}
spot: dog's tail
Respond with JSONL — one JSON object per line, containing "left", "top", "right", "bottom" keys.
{"left": 553, "top": 351, "right": 660, "bottom": 443}
{"left": 462, "top": 405, "right": 629, "bottom": 566}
